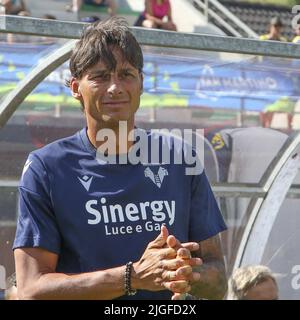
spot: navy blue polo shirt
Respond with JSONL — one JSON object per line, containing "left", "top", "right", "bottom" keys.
{"left": 13, "top": 127, "right": 227, "bottom": 300}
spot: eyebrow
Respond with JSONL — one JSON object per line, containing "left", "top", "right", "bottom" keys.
{"left": 88, "top": 70, "right": 108, "bottom": 77}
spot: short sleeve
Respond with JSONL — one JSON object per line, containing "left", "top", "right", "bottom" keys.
{"left": 189, "top": 170, "right": 227, "bottom": 242}
{"left": 13, "top": 153, "right": 61, "bottom": 254}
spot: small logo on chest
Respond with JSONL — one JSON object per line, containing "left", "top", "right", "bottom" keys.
{"left": 144, "top": 166, "right": 168, "bottom": 188}
{"left": 78, "top": 175, "right": 93, "bottom": 192}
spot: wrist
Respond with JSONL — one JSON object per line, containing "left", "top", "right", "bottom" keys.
{"left": 131, "top": 262, "right": 141, "bottom": 291}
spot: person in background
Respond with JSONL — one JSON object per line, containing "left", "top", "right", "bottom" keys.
{"left": 6, "top": 10, "right": 34, "bottom": 43}
{"left": 68, "top": 0, "right": 116, "bottom": 16}
{"left": 260, "top": 96, "right": 295, "bottom": 130}
{"left": 135, "top": 0, "right": 177, "bottom": 31}
{"left": 259, "top": 16, "right": 287, "bottom": 41}
{"left": 0, "top": 0, "right": 26, "bottom": 15}
{"left": 7, "top": 11, "right": 58, "bottom": 44}
{"left": 292, "top": 24, "right": 300, "bottom": 43}
{"left": 227, "top": 265, "right": 279, "bottom": 300}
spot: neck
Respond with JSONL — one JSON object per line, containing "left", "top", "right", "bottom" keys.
{"left": 269, "top": 31, "right": 279, "bottom": 39}
{"left": 86, "top": 119, "right": 135, "bottom": 155}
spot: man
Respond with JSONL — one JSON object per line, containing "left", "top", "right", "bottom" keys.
{"left": 259, "top": 16, "right": 287, "bottom": 42}
{"left": 13, "top": 17, "right": 227, "bottom": 300}
{"left": 227, "top": 265, "right": 279, "bottom": 300}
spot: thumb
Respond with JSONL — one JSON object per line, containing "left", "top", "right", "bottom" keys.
{"left": 151, "top": 224, "right": 169, "bottom": 248}
{"left": 172, "top": 293, "right": 184, "bottom": 300}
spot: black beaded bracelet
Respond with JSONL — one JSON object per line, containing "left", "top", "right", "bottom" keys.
{"left": 124, "top": 261, "right": 137, "bottom": 296}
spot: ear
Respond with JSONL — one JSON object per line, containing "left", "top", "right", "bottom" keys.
{"left": 70, "top": 78, "right": 82, "bottom": 100}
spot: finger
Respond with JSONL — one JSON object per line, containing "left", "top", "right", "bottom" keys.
{"left": 175, "top": 251, "right": 203, "bottom": 268}
{"left": 161, "top": 247, "right": 177, "bottom": 259}
{"left": 185, "top": 257, "right": 202, "bottom": 267}
{"left": 177, "top": 265, "right": 201, "bottom": 283}
{"left": 149, "top": 224, "right": 169, "bottom": 248}
{"left": 161, "top": 224, "right": 169, "bottom": 237}
{"left": 164, "top": 270, "right": 178, "bottom": 281}
{"left": 164, "top": 265, "right": 193, "bottom": 282}
{"left": 181, "top": 242, "right": 199, "bottom": 252}
{"left": 178, "top": 269, "right": 201, "bottom": 283}
{"left": 164, "top": 280, "right": 191, "bottom": 294}
{"left": 166, "top": 237, "right": 199, "bottom": 254}
{"left": 161, "top": 258, "right": 185, "bottom": 270}
{"left": 162, "top": 257, "right": 202, "bottom": 270}
{"left": 166, "top": 235, "right": 181, "bottom": 250}
{"left": 176, "top": 265, "right": 193, "bottom": 279}
{"left": 177, "top": 248, "right": 192, "bottom": 260}
{"left": 174, "top": 267, "right": 201, "bottom": 284}
{"left": 171, "top": 293, "right": 184, "bottom": 300}
{"left": 161, "top": 256, "right": 202, "bottom": 271}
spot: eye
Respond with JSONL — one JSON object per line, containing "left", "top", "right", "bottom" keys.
{"left": 122, "top": 71, "right": 135, "bottom": 79}
{"left": 91, "top": 73, "right": 110, "bottom": 81}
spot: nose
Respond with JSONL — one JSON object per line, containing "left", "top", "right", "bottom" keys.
{"left": 107, "top": 74, "right": 123, "bottom": 97}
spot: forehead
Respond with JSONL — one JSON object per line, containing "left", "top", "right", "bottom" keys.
{"left": 245, "top": 278, "right": 278, "bottom": 300}
{"left": 89, "top": 48, "right": 136, "bottom": 73}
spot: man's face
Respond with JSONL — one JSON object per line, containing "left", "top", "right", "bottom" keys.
{"left": 270, "top": 24, "right": 282, "bottom": 36}
{"left": 72, "top": 47, "right": 143, "bottom": 129}
{"left": 244, "top": 278, "right": 278, "bottom": 300}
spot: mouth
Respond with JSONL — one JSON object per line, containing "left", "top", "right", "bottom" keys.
{"left": 103, "top": 101, "right": 129, "bottom": 106}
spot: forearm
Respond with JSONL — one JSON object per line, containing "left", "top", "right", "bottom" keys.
{"left": 16, "top": 226, "right": 196, "bottom": 299}
{"left": 144, "top": 13, "right": 163, "bottom": 26}
{"left": 167, "top": 9, "right": 173, "bottom": 22}
{"left": 19, "top": 266, "right": 126, "bottom": 300}
{"left": 190, "top": 259, "right": 227, "bottom": 300}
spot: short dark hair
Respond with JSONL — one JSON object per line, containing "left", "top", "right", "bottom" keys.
{"left": 42, "top": 14, "right": 57, "bottom": 20}
{"left": 66, "top": 16, "right": 143, "bottom": 87}
{"left": 270, "top": 16, "right": 283, "bottom": 27}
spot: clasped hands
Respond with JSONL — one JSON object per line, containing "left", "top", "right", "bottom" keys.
{"left": 132, "top": 225, "right": 202, "bottom": 299}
